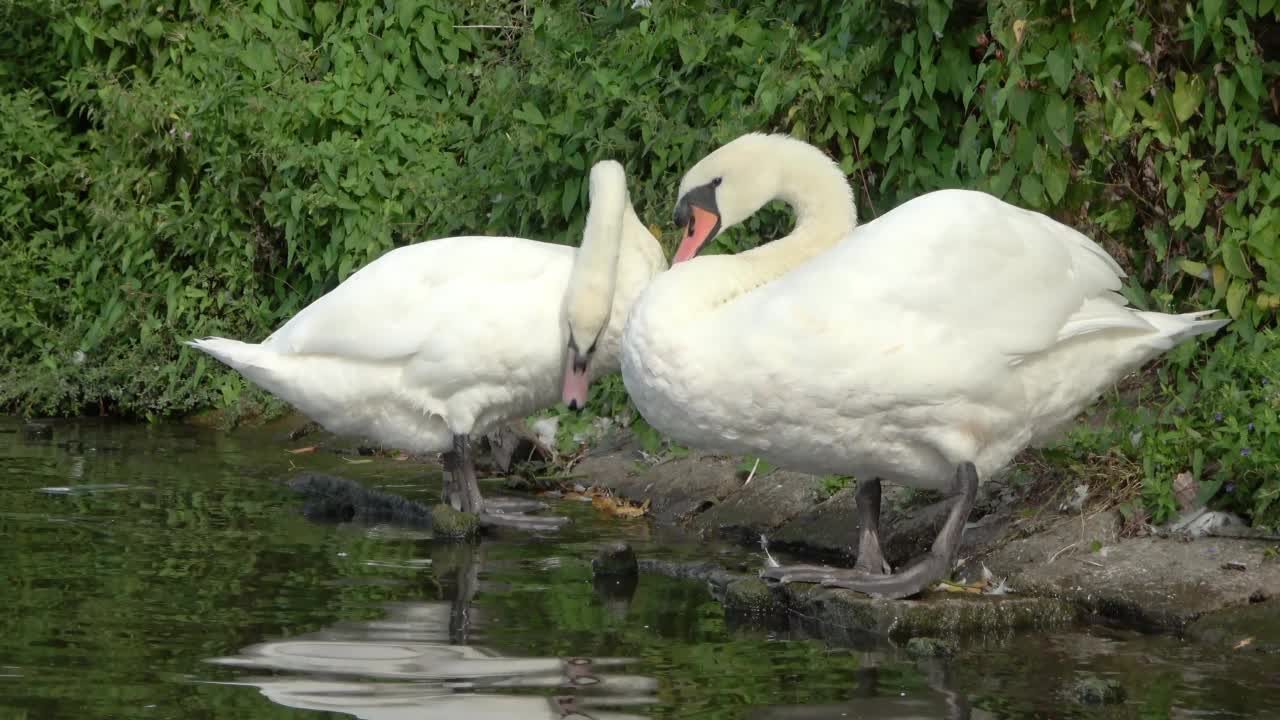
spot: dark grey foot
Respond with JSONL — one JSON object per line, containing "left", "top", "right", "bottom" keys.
{"left": 763, "top": 463, "right": 979, "bottom": 601}
{"left": 760, "top": 563, "right": 878, "bottom": 585}
{"left": 479, "top": 512, "right": 571, "bottom": 532}
{"left": 484, "top": 497, "right": 550, "bottom": 515}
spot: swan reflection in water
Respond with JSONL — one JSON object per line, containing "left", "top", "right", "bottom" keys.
{"left": 207, "top": 543, "right": 656, "bottom": 719}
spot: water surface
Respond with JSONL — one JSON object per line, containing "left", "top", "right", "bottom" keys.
{"left": 1, "top": 417, "right": 1277, "bottom": 718}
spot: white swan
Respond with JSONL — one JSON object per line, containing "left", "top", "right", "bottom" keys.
{"left": 189, "top": 160, "right": 667, "bottom": 529}
{"left": 611, "top": 133, "right": 1227, "bottom": 597}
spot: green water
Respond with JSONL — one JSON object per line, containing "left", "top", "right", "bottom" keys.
{"left": 1, "top": 417, "right": 1277, "bottom": 719}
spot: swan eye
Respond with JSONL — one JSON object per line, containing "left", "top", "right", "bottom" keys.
{"left": 711, "top": 177, "right": 723, "bottom": 188}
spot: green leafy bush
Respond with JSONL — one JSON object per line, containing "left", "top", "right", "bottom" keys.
{"left": 1, "top": 1, "right": 1276, "bottom": 518}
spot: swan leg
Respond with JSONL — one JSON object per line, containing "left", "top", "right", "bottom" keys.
{"left": 452, "top": 434, "right": 485, "bottom": 515}
{"left": 440, "top": 437, "right": 484, "bottom": 513}
{"left": 759, "top": 477, "right": 890, "bottom": 583}
{"left": 851, "top": 478, "right": 890, "bottom": 576}
{"left": 444, "top": 437, "right": 571, "bottom": 532}
{"left": 762, "top": 463, "right": 979, "bottom": 600}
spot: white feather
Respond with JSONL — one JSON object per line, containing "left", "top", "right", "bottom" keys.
{"left": 189, "top": 163, "right": 667, "bottom": 454}
{"left": 623, "top": 134, "right": 1227, "bottom": 490}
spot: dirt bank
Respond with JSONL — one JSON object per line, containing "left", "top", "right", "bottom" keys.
{"left": 570, "top": 431, "right": 1280, "bottom": 642}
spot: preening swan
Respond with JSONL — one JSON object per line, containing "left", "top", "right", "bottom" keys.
{"left": 615, "top": 133, "right": 1227, "bottom": 598}
{"left": 189, "top": 160, "right": 666, "bottom": 530}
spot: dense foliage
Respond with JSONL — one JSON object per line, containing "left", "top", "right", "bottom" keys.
{"left": 2, "top": 0, "right": 1276, "bottom": 522}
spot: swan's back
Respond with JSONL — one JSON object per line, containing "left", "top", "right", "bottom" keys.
{"left": 805, "top": 190, "right": 1131, "bottom": 357}
{"left": 655, "top": 188, "right": 1224, "bottom": 483}
{"left": 264, "top": 236, "right": 574, "bottom": 361}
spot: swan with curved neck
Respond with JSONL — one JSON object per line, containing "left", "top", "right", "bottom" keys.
{"left": 611, "top": 133, "right": 1227, "bottom": 598}
{"left": 190, "top": 160, "right": 666, "bottom": 531}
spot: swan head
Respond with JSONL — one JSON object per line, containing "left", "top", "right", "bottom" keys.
{"left": 562, "top": 160, "right": 629, "bottom": 412}
{"left": 672, "top": 133, "right": 851, "bottom": 263}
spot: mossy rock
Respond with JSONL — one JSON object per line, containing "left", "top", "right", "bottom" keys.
{"left": 780, "top": 584, "right": 1078, "bottom": 640}
{"left": 1065, "top": 675, "right": 1126, "bottom": 705}
{"left": 431, "top": 504, "right": 479, "bottom": 539}
{"left": 592, "top": 541, "right": 638, "bottom": 577}
{"left": 1186, "top": 599, "right": 1280, "bottom": 651}
{"left": 724, "top": 578, "right": 775, "bottom": 614}
{"left": 905, "top": 636, "right": 957, "bottom": 658}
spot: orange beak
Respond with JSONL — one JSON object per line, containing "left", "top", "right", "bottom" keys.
{"left": 673, "top": 206, "right": 721, "bottom": 264}
{"left": 561, "top": 348, "right": 589, "bottom": 412}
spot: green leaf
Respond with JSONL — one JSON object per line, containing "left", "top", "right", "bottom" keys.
{"left": 142, "top": 19, "right": 164, "bottom": 40}
{"left": 561, "top": 175, "right": 579, "bottom": 220}
{"left": 1043, "top": 153, "right": 1069, "bottom": 204}
{"left": 1183, "top": 182, "right": 1205, "bottom": 229}
{"left": 397, "top": 0, "right": 418, "bottom": 28}
{"left": 1222, "top": 235, "right": 1251, "bottom": 278}
{"left": 1204, "top": 0, "right": 1224, "bottom": 25}
{"left": 1218, "top": 75, "right": 1236, "bottom": 113}
{"left": 1226, "top": 279, "right": 1248, "bottom": 318}
{"left": 1008, "top": 87, "right": 1032, "bottom": 125}
{"left": 1044, "top": 94, "right": 1073, "bottom": 147}
{"left": 926, "top": 0, "right": 950, "bottom": 37}
{"left": 1172, "top": 72, "right": 1205, "bottom": 124}
{"left": 1045, "top": 45, "right": 1073, "bottom": 93}
{"left": 517, "top": 102, "right": 546, "bottom": 125}
{"left": 312, "top": 2, "right": 336, "bottom": 32}
{"left": 990, "top": 162, "right": 1017, "bottom": 197}
{"left": 1124, "top": 65, "right": 1150, "bottom": 100}
{"left": 1019, "top": 174, "right": 1045, "bottom": 206}
{"left": 1178, "top": 259, "right": 1210, "bottom": 279}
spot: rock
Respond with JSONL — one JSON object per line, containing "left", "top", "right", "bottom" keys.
{"left": 771, "top": 486, "right": 1006, "bottom": 568}
{"left": 286, "top": 420, "right": 322, "bottom": 441}
{"left": 484, "top": 421, "right": 551, "bottom": 474}
{"left": 1065, "top": 674, "right": 1126, "bottom": 705}
{"left": 638, "top": 558, "right": 1075, "bottom": 640}
{"left": 1186, "top": 599, "right": 1280, "bottom": 651}
{"left": 724, "top": 578, "right": 774, "bottom": 614}
{"left": 285, "top": 473, "right": 432, "bottom": 528}
{"left": 982, "top": 509, "right": 1280, "bottom": 632}
{"left": 592, "top": 541, "right": 638, "bottom": 577}
{"left": 691, "top": 472, "right": 825, "bottom": 543}
{"left": 770, "top": 487, "right": 861, "bottom": 559}
{"left": 21, "top": 421, "right": 52, "bottom": 441}
{"left": 575, "top": 448, "right": 743, "bottom": 525}
{"left": 781, "top": 583, "right": 1075, "bottom": 641}
{"left": 905, "top": 636, "right": 957, "bottom": 658}
{"left": 593, "top": 574, "right": 638, "bottom": 619}
{"left": 430, "top": 504, "right": 479, "bottom": 539}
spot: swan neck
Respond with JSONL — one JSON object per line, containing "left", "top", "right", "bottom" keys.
{"left": 736, "top": 157, "right": 857, "bottom": 288}
{"left": 564, "top": 164, "right": 629, "bottom": 345}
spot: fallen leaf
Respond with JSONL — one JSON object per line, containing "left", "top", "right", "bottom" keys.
{"left": 936, "top": 579, "right": 988, "bottom": 594}
{"left": 286, "top": 446, "right": 317, "bottom": 454}
{"left": 1233, "top": 637, "right": 1254, "bottom": 650}
{"left": 1013, "top": 19, "right": 1027, "bottom": 47}
{"left": 341, "top": 457, "right": 373, "bottom": 465}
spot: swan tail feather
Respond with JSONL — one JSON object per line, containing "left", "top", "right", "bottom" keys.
{"left": 1135, "top": 310, "right": 1230, "bottom": 347}
{"left": 186, "top": 337, "right": 287, "bottom": 392}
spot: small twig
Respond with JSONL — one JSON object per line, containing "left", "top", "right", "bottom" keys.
{"left": 1048, "top": 542, "right": 1077, "bottom": 563}
{"left": 454, "top": 24, "right": 519, "bottom": 29}
{"left": 744, "top": 457, "right": 761, "bottom": 486}
{"left": 850, "top": 141, "right": 878, "bottom": 219}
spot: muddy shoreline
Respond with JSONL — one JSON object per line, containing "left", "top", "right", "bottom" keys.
{"left": 242, "top": 412, "right": 1280, "bottom": 647}
{"left": 564, "top": 430, "right": 1280, "bottom": 647}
